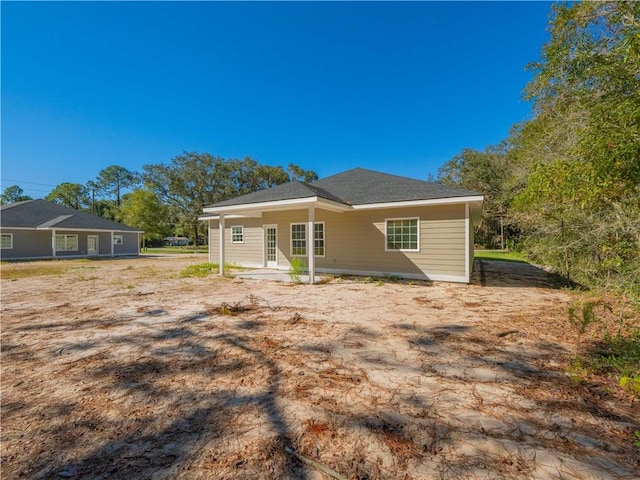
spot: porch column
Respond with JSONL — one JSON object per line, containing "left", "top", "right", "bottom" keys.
{"left": 111, "top": 231, "right": 115, "bottom": 257}
{"left": 307, "top": 206, "right": 315, "bottom": 284}
{"left": 51, "top": 229, "right": 56, "bottom": 258}
{"left": 219, "top": 214, "right": 225, "bottom": 276}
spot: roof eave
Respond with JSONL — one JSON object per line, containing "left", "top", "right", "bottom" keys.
{"left": 202, "top": 196, "right": 351, "bottom": 215}
{"left": 351, "top": 195, "right": 484, "bottom": 210}
{"left": 35, "top": 227, "right": 144, "bottom": 233}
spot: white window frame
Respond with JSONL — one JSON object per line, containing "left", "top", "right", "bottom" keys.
{"left": 314, "top": 222, "right": 325, "bottom": 257}
{"left": 290, "top": 223, "right": 307, "bottom": 256}
{"left": 231, "top": 225, "right": 244, "bottom": 244}
{"left": 291, "top": 223, "right": 325, "bottom": 257}
{"left": 113, "top": 234, "right": 123, "bottom": 245}
{"left": 55, "top": 234, "right": 79, "bottom": 252}
{"left": 385, "top": 217, "right": 420, "bottom": 252}
{"left": 0, "top": 233, "right": 13, "bottom": 249}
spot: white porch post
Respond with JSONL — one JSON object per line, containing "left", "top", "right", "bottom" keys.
{"left": 111, "top": 231, "right": 115, "bottom": 257}
{"left": 307, "top": 206, "right": 315, "bottom": 284}
{"left": 52, "top": 229, "right": 56, "bottom": 258}
{"left": 208, "top": 220, "right": 212, "bottom": 263}
{"left": 219, "top": 214, "right": 226, "bottom": 276}
{"left": 464, "top": 202, "right": 470, "bottom": 283}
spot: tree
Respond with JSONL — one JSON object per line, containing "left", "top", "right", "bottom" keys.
{"left": 0, "top": 185, "right": 32, "bottom": 204}
{"left": 117, "top": 189, "right": 171, "bottom": 244}
{"left": 437, "top": 143, "right": 519, "bottom": 249}
{"left": 287, "top": 163, "right": 319, "bottom": 183}
{"left": 45, "top": 183, "right": 90, "bottom": 210}
{"left": 95, "top": 165, "right": 140, "bottom": 209}
{"left": 511, "top": 1, "right": 640, "bottom": 291}
{"left": 142, "top": 152, "right": 311, "bottom": 243}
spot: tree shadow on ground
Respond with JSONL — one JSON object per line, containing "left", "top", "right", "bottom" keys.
{"left": 473, "top": 259, "right": 579, "bottom": 289}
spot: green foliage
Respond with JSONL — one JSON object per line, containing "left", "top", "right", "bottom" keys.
{"left": 142, "top": 153, "right": 310, "bottom": 245}
{"left": 143, "top": 246, "right": 208, "bottom": 254}
{"left": 45, "top": 182, "right": 90, "bottom": 210}
{"left": 117, "top": 189, "right": 171, "bottom": 241}
{"left": 619, "top": 376, "right": 640, "bottom": 394}
{"left": 569, "top": 301, "right": 640, "bottom": 393}
{"left": 446, "top": 2, "right": 639, "bottom": 300}
{"left": 287, "top": 163, "right": 319, "bottom": 182}
{"left": 95, "top": 165, "right": 140, "bottom": 208}
{"left": 180, "top": 262, "right": 219, "bottom": 278}
{"left": 474, "top": 250, "right": 528, "bottom": 263}
{"left": 633, "top": 431, "right": 640, "bottom": 450}
{"left": 512, "top": 1, "right": 640, "bottom": 291}
{"left": 288, "top": 257, "right": 306, "bottom": 283}
{"left": 437, "top": 143, "right": 519, "bottom": 249}
{"left": 0, "top": 185, "right": 32, "bottom": 204}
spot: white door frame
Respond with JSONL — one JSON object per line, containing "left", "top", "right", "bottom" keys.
{"left": 88, "top": 235, "right": 99, "bottom": 256}
{"left": 264, "top": 224, "right": 278, "bottom": 268}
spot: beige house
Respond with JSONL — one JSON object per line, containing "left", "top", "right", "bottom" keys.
{"left": 201, "top": 168, "right": 483, "bottom": 283}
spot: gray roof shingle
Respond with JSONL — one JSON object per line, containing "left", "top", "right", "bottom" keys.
{"left": 1, "top": 199, "right": 141, "bottom": 231}
{"left": 206, "top": 167, "right": 480, "bottom": 209}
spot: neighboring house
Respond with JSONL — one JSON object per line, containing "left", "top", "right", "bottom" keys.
{"left": 201, "top": 168, "right": 483, "bottom": 283}
{"left": 0, "top": 199, "right": 142, "bottom": 260}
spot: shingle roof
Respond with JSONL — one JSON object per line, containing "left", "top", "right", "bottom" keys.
{"left": 0, "top": 199, "right": 141, "bottom": 232}
{"left": 207, "top": 180, "right": 346, "bottom": 207}
{"left": 206, "top": 167, "right": 480, "bottom": 209}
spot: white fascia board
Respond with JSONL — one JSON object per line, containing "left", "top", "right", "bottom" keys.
{"left": 198, "top": 212, "right": 263, "bottom": 221}
{"left": 351, "top": 195, "right": 484, "bottom": 210}
{"left": 203, "top": 196, "right": 319, "bottom": 214}
{"left": 36, "top": 227, "right": 144, "bottom": 233}
{"left": 202, "top": 196, "right": 350, "bottom": 215}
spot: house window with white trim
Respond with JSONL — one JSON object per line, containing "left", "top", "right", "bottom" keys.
{"left": 314, "top": 222, "right": 325, "bottom": 256}
{"left": 0, "top": 233, "right": 13, "bottom": 249}
{"left": 386, "top": 218, "right": 419, "bottom": 251}
{"left": 291, "top": 224, "right": 306, "bottom": 256}
{"left": 231, "top": 226, "right": 244, "bottom": 244}
{"left": 55, "top": 234, "right": 78, "bottom": 251}
{"left": 113, "top": 235, "right": 123, "bottom": 245}
{"left": 291, "top": 223, "right": 325, "bottom": 256}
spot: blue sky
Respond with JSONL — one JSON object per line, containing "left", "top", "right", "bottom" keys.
{"left": 2, "top": 1, "right": 552, "bottom": 198}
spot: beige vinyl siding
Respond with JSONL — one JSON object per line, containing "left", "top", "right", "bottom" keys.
{"left": 209, "top": 218, "right": 264, "bottom": 267}
{"left": 311, "top": 205, "right": 465, "bottom": 277}
{"left": 208, "top": 203, "right": 467, "bottom": 280}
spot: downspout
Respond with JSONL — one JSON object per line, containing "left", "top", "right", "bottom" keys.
{"left": 219, "top": 214, "right": 225, "bottom": 276}
{"left": 52, "top": 229, "right": 56, "bottom": 258}
{"left": 111, "top": 231, "right": 115, "bottom": 257}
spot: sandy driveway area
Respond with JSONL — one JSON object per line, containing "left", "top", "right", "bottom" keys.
{"left": 1, "top": 255, "right": 638, "bottom": 479}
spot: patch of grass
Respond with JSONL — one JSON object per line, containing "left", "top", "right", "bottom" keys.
{"left": 0, "top": 264, "right": 69, "bottom": 280}
{"left": 143, "top": 246, "right": 208, "bottom": 254}
{"left": 180, "top": 262, "right": 219, "bottom": 277}
{"left": 474, "top": 249, "right": 528, "bottom": 263}
{"left": 583, "top": 330, "right": 640, "bottom": 379}
{"left": 288, "top": 258, "right": 306, "bottom": 283}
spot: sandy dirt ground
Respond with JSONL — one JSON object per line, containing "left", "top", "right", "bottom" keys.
{"left": 1, "top": 255, "right": 638, "bottom": 480}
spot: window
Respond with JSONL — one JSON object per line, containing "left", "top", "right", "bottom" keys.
{"left": 231, "top": 226, "right": 244, "bottom": 244}
{"left": 55, "top": 234, "right": 78, "bottom": 251}
{"left": 0, "top": 233, "right": 13, "bottom": 249}
{"left": 386, "top": 218, "right": 419, "bottom": 251}
{"left": 291, "top": 223, "right": 325, "bottom": 256}
{"left": 291, "top": 224, "right": 306, "bottom": 256}
{"left": 113, "top": 235, "right": 123, "bottom": 245}
{"left": 314, "top": 222, "right": 325, "bottom": 257}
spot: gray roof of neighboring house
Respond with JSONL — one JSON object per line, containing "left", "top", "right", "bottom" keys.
{"left": 0, "top": 199, "right": 141, "bottom": 232}
{"left": 206, "top": 167, "right": 481, "bottom": 209}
